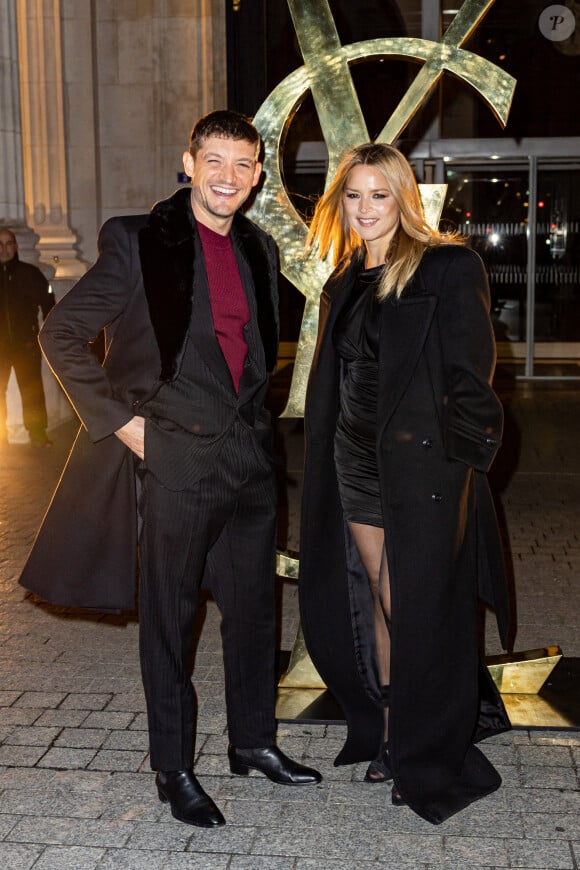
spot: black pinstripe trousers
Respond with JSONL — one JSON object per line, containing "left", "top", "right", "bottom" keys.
{"left": 137, "top": 422, "right": 278, "bottom": 771}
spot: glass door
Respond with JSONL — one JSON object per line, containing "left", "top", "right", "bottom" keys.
{"left": 441, "top": 162, "right": 529, "bottom": 375}
{"left": 533, "top": 165, "right": 580, "bottom": 376}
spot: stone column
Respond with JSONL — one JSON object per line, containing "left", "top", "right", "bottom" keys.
{"left": 0, "top": 1, "right": 76, "bottom": 441}
{"left": 16, "top": 0, "right": 85, "bottom": 284}
{"left": 0, "top": 0, "right": 23, "bottom": 222}
{"left": 0, "top": 0, "right": 38, "bottom": 261}
{"left": 1, "top": 0, "right": 47, "bottom": 442}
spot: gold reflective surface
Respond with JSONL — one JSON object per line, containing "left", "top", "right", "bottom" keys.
{"left": 276, "top": 550, "right": 299, "bottom": 580}
{"left": 276, "top": 646, "right": 577, "bottom": 729}
{"left": 276, "top": 687, "right": 329, "bottom": 721}
{"left": 487, "top": 646, "right": 562, "bottom": 694}
{"left": 275, "top": 684, "right": 579, "bottom": 729}
{"left": 278, "top": 623, "right": 326, "bottom": 689}
{"left": 279, "top": 642, "right": 563, "bottom": 694}
{"left": 247, "top": 0, "right": 516, "bottom": 422}
{"left": 287, "top": 0, "right": 368, "bottom": 185}
{"left": 500, "top": 694, "right": 576, "bottom": 729}
{"left": 418, "top": 184, "right": 448, "bottom": 232}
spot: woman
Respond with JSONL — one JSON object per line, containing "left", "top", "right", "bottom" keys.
{"left": 299, "top": 143, "right": 511, "bottom": 825}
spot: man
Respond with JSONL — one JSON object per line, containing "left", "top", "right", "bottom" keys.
{"left": 0, "top": 229, "right": 54, "bottom": 446}
{"left": 20, "top": 110, "right": 321, "bottom": 827}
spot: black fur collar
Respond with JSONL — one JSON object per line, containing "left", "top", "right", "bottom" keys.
{"left": 138, "top": 187, "right": 278, "bottom": 381}
{"left": 138, "top": 188, "right": 194, "bottom": 380}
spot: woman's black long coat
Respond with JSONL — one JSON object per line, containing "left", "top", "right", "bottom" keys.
{"left": 299, "top": 245, "right": 511, "bottom": 824}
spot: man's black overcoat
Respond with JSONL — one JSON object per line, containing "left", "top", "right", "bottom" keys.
{"left": 299, "top": 244, "right": 511, "bottom": 824}
{"left": 19, "top": 188, "right": 278, "bottom": 611}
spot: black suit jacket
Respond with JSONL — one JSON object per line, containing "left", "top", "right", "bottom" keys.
{"left": 20, "top": 188, "right": 279, "bottom": 609}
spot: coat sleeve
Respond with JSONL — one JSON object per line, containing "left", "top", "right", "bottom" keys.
{"left": 39, "top": 218, "right": 137, "bottom": 442}
{"left": 437, "top": 247, "right": 503, "bottom": 472}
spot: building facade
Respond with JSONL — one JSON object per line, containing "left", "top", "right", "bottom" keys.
{"left": 1, "top": 0, "right": 226, "bottom": 438}
{"left": 2, "top": 1, "right": 579, "bottom": 436}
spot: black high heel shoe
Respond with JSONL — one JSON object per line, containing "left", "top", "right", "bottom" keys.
{"left": 391, "top": 785, "right": 406, "bottom": 806}
{"left": 364, "top": 684, "right": 392, "bottom": 783}
{"left": 364, "top": 742, "right": 392, "bottom": 783}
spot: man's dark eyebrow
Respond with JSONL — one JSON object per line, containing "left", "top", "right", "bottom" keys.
{"left": 202, "top": 151, "right": 254, "bottom": 164}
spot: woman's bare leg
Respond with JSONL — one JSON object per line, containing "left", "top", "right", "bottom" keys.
{"left": 348, "top": 522, "right": 401, "bottom": 798}
{"left": 348, "top": 522, "right": 392, "bottom": 733}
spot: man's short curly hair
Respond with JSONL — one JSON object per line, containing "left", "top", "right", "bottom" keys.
{"left": 188, "top": 110, "right": 260, "bottom": 158}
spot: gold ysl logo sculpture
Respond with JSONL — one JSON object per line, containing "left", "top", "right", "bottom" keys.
{"left": 246, "top": 3, "right": 562, "bottom": 713}
{"left": 248, "top": 0, "right": 515, "bottom": 415}
{"left": 246, "top": 0, "right": 516, "bottom": 586}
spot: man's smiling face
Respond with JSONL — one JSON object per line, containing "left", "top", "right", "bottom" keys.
{"left": 183, "top": 135, "right": 262, "bottom": 235}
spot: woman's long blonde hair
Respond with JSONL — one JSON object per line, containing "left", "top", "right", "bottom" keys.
{"left": 306, "top": 143, "right": 462, "bottom": 300}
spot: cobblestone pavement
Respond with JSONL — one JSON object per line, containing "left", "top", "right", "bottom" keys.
{"left": 0, "top": 381, "right": 579, "bottom": 870}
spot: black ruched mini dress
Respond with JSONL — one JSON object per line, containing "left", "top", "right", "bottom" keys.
{"left": 333, "top": 265, "right": 383, "bottom": 528}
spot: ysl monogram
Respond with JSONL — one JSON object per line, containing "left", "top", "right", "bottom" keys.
{"left": 247, "top": 0, "right": 516, "bottom": 425}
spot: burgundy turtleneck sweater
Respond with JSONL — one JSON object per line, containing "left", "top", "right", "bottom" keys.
{"left": 197, "top": 221, "right": 250, "bottom": 394}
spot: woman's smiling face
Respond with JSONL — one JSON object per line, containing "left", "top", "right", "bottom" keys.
{"left": 342, "top": 164, "right": 400, "bottom": 259}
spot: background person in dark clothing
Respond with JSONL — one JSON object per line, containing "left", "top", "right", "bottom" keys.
{"left": 0, "top": 229, "right": 54, "bottom": 446}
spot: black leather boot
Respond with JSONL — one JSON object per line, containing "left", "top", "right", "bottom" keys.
{"left": 156, "top": 769, "right": 225, "bottom": 827}
{"left": 228, "top": 744, "right": 322, "bottom": 785}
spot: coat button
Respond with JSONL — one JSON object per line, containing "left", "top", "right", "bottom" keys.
{"left": 421, "top": 438, "right": 433, "bottom": 448}
{"left": 431, "top": 493, "right": 442, "bottom": 502}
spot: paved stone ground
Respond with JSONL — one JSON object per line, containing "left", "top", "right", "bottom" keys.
{"left": 0, "top": 379, "right": 579, "bottom": 870}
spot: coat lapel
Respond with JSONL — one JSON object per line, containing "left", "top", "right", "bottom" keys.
{"left": 138, "top": 187, "right": 196, "bottom": 381}
{"left": 305, "top": 256, "right": 363, "bottom": 440}
{"left": 231, "top": 212, "right": 279, "bottom": 374}
{"left": 377, "top": 266, "right": 438, "bottom": 434}
{"left": 310, "top": 255, "right": 364, "bottom": 372}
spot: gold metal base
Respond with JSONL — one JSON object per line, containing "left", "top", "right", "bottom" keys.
{"left": 486, "top": 646, "right": 562, "bottom": 694}
{"left": 276, "top": 644, "right": 579, "bottom": 729}
{"left": 500, "top": 693, "right": 576, "bottom": 728}
{"left": 279, "top": 637, "right": 564, "bottom": 694}
{"left": 276, "top": 687, "right": 332, "bottom": 722}
{"left": 278, "top": 624, "right": 325, "bottom": 689}
{"left": 275, "top": 683, "right": 580, "bottom": 729}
